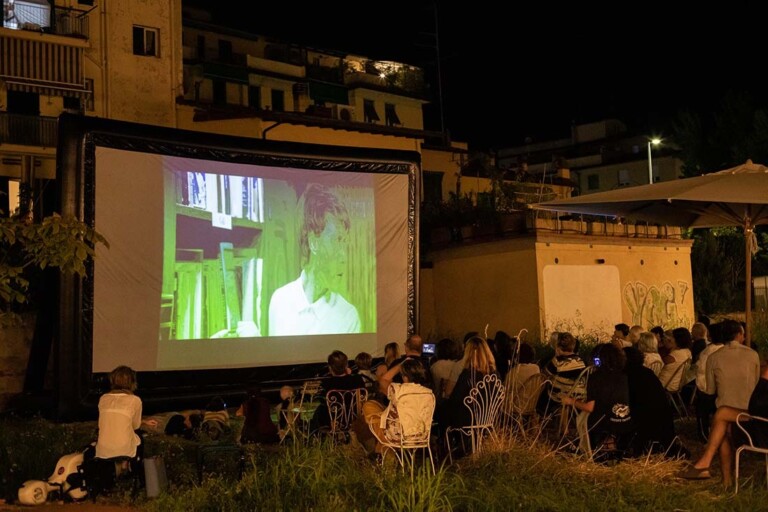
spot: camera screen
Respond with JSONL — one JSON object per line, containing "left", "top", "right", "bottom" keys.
{"left": 422, "top": 343, "right": 436, "bottom": 354}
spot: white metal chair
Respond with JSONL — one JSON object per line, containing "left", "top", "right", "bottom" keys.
{"left": 558, "top": 365, "right": 594, "bottom": 436}
{"left": 660, "top": 359, "right": 691, "bottom": 418}
{"left": 326, "top": 388, "right": 368, "bottom": 443}
{"left": 445, "top": 373, "right": 505, "bottom": 463}
{"left": 735, "top": 413, "right": 768, "bottom": 494}
{"left": 647, "top": 360, "right": 663, "bottom": 376}
{"left": 368, "top": 390, "right": 436, "bottom": 477}
{"left": 502, "top": 371, "right": 547, "bottom": 438}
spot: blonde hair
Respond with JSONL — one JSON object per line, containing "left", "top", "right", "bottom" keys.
{"left": 462, "top": 336, "right": 496, "bottom": 375}
{"left": 109, "top": 365, "right": 137, "bottom": 393}
{"left": 637, "top": 332, "right": 658, "bottom": 353}
{"left": 384, "top": 342, "right": 400, "bottom": 366}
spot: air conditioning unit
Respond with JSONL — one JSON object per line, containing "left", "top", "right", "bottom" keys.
{"left": 332, "top": 105, "right": 355, "bottom": 121}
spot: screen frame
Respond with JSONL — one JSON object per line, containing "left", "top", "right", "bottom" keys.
{"left": 50, "top": 114, "right": 420, "bottom": 420}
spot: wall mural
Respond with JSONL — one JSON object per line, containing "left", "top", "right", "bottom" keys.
{"left": 624, "top": 280, "right": 691, "bottom": 329}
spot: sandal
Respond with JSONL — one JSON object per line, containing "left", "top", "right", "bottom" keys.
{"left": 678, "top": 465, "right": 711, "bottom": 480}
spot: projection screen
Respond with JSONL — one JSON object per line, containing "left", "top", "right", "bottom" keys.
{"left": 52, "top": 115, "right": 418, "bottom": 418}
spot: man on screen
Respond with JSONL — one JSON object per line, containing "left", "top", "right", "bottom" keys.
{"left": 268, "top": 184, "right": 361, "bottom": 336}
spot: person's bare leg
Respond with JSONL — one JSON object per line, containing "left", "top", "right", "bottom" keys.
{"left": 693, "top": 406, "right": 743, "bottom": 470}
{"left": 719, "top": 427, "right": 734, "bottom": 486}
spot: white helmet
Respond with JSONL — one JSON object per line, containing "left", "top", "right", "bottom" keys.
{"left": 17, "top": 480, "right": 49, "bottom": 506}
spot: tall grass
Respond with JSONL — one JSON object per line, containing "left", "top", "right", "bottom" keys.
{"left": 4, "top": 415, "right": 768, "bottom": 510}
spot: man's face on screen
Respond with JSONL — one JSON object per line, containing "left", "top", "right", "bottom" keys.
{"left": 310, "top": 215, "right": 350, "bottom": 294}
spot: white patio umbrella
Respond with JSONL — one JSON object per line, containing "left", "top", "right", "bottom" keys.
{"left": 531, "top": 159, "right": 768, "bottom": 342}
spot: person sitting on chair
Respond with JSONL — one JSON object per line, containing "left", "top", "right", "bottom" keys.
{"left": 309, "top": 350, "right": 365, "bottom": 435}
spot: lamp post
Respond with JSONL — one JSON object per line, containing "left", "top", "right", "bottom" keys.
{"left": 647, "top": 138, "right": 661, "bottom": 184}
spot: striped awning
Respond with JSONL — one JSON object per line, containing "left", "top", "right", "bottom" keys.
{"left": 0, "top": 33, "right": 86, "bottom": 97}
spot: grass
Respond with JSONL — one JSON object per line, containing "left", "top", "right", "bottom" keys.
{"left": 3, "top": 414, "right": 768, "bottom": 511}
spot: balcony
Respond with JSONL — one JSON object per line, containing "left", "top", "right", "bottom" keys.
{"left": 0, "top": 112, "right": 58, "bottom": 148}
{"left": 2, "top": 2, "right": 88, "bottom": 39}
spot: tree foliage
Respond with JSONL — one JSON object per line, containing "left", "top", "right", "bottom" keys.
{"left": 673, "top": 90, "right": 768, "bottom": 314}
{"left": 0, "top": 211, "right": 107, "bottom": 319}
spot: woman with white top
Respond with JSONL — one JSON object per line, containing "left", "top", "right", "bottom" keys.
{"left": 638, "top": 331, "right": 664, "bottom": 376}
{"left": 95, "top": 366, "right": 143, "bottom": 460}
{"left": 658, "top": 328, "right": 693, "bottom": 392}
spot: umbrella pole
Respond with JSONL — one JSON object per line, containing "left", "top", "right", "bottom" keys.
{"left": 745, "top": 222, "right": 753, "bottom": 346}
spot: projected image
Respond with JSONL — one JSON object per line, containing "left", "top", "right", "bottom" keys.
{"left": 162, "top": 170, "right": 377, "bottom": 340}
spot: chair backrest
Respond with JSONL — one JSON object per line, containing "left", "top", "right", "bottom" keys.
{"left": 514, "top": 372, "right": 548, "bottom": 415}
{"left": 463, "top": 373, "right": 505, "bottom": 429}
{"left": 326, "top": 388, "right": 368, "bottom": 434}
{"left": 648, "top": 360, "right": 663, "bottom": 376}
{"left": 661, "top": 359, "right": 691, "bottom": 392}
{"left": 385, "top": 390, "right": 436, "bottom": 445}
{"left": 563, "top": 365, "right": 593, "bottom": 399}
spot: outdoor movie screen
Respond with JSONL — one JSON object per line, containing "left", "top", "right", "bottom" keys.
{"left": 91, "top": 146, "right": 411, "bottom": 372}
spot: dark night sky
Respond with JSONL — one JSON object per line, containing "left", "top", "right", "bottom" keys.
{"left": 191, "top": 2, "right": 766, "bottom": 150}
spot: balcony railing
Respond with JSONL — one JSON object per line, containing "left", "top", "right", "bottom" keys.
{"left": 0, "top": 113, "right": 58, "bottom": 148}
{"left": 2, "top": 2, "right": 89, "bottom": 38}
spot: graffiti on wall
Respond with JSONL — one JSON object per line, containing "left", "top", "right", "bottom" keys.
{"left": 624, "top": 280, "right": 691, "bottom": 329}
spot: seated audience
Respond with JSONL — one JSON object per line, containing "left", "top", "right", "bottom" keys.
{"left": 95, "top": 366, "right": 143, "bottom": 461}
{"left": 562, "top": 343, "right": 633, "bottom": 454}
{"left": 435, "top": 336, "right": 497, "bottom": 433}
{"left": 504, "top": 342, "right": 540, "bottom": 412}
{"left": 612, "top": 323, "right": 632, "bottom": 348}
{"left": 658, "top": 328, "right": 692, "bottom": 391}
{"left": 237, "top": 386, "right": 280, "bottom": 444}
{"left": 539, "top": 332, "right": 586, "bottom": 414}
{"left": 366, "top": 359, "right": 434, "bottom": 456}
{"left": 375, "top": 342, "right": 401, "bottom": 380}
{"left": 681, "top": 363, "right": 768, "bottom": 485}
{"left": 310, "top": 350, "right": 365, "bottom": 434}
{"left": 691, "top": 322, "right": 710, "bottom": 364}
{"left": 695, "top": 321, "right": 725, "bottom": 441}
{"left": 430, "top": 337, "right": 462, "bottom": 399}
{"left": 354, "top": 352, "right": 377, "bottom": 391}
{"left": 623, "top": 346, "right": 678, "bottom": 455}
{"left": 637, "top": 331, "right": 663, "bottom": 375}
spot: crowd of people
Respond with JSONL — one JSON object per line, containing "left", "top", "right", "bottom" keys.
{"left": 90, "top": 317, "right": 767, "bottom": 489}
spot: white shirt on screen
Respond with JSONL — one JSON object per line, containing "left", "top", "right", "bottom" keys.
{"left": 268, "top": 271, "right": 361, "bottom": 336}
{"left": 95, "top": 392, "right": 142, "bottom": 459}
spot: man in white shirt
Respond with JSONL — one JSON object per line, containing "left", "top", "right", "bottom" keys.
{"left": 268, "top": 184, "right": 361, "bottom": 336}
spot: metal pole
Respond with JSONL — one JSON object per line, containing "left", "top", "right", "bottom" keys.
{"left": 647, "top": 141, "right": 653, "bottom": 184}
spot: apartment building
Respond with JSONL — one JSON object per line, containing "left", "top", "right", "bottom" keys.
{"left": 0, "top": 0, "right": 465, "bottom": 214}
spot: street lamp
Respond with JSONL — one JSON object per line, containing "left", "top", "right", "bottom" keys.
{"left": 647, "top": 138, "right": 661, "bottom": 184}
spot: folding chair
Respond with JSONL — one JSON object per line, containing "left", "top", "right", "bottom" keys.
{"left": 445, "top": 373, "right": 505, "bottom": 463}
{"left": 735, "top": 413, "right": 768, "bottom": 494}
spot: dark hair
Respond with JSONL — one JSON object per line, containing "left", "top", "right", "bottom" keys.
{"left": 206, "top": 396, "right": 226, "bottom": 411}
{"left": 592, "top": 343, "right": 625, "bottom": 372}
{"left": 463, "top": 331, "right": 479, "bottom": 344}
{"left": 650, "top": 326, "right": 665, "bottom": 339}
{"left": 495, "top": 331, "right": 515, "bottom": 362}
{"left": 672, "top": 327, "right": 693, "bottom": 350}
{"left": 623, "top": 346, "right": 645, "bottom": 369}
{"left": 614, "top": 323, "right": 630, "bottom": 337}
{"left": 354, "top": 352, "right": 372, "bottom": 370}
{"left": 556, "top": 332, "right": 577, "bottom": 353}
{"left": 518, "top": 342, "right": 535, "bottom": 364}
{"left": 400, "top": 358, "right": 428, "bottom": 385}
{"left": 709, "top": 322, "right": 725, "bottom": 344}
{"left": 164, "top": 414, "right": 187, "bottom": 436}
{"left": 299, "top": 184, "right": 350, "bottom": 266}
{"left": 328, "top": 350, "right": 349, "bottom": 375}
{"left": 721, "top": 319, "right": 744, "bottom": 343}
{"left": 405, "top": 334, "right": 423, "bottom": 353}
{"left": 435, "top": 338, "right": 456, "bottom": 361}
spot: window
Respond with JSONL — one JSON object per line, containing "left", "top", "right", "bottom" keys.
{"left": 218, "top": 39, "right": 232, "bottom": 62}
{"left": 133, "top": 25, "right": 159, "bottom": 57}
{"left": 363, "top": 99, "right": 379, "bottom": 123}
{"left": 385, "top": 103, "right": 401, "bottom": 126}
{"left": 213, "top": 80, "right": 226, "bottom": 105}
{"left": 271, "top": 89, "right": 284, "bottom": 112}
{"left": 248, "top": 86, "right": 261, "bottom": 109}
{"left": 587, "top": 174, "right": 600, "bottom": 190}
{"left": 618, "top": 169, "right": 631, "bottom": 187}
{"left": 422, "top": 171, "right": 443, "bottom": 205}
{"left": 63, "top": 95, "right": 81, "bottom": 112}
